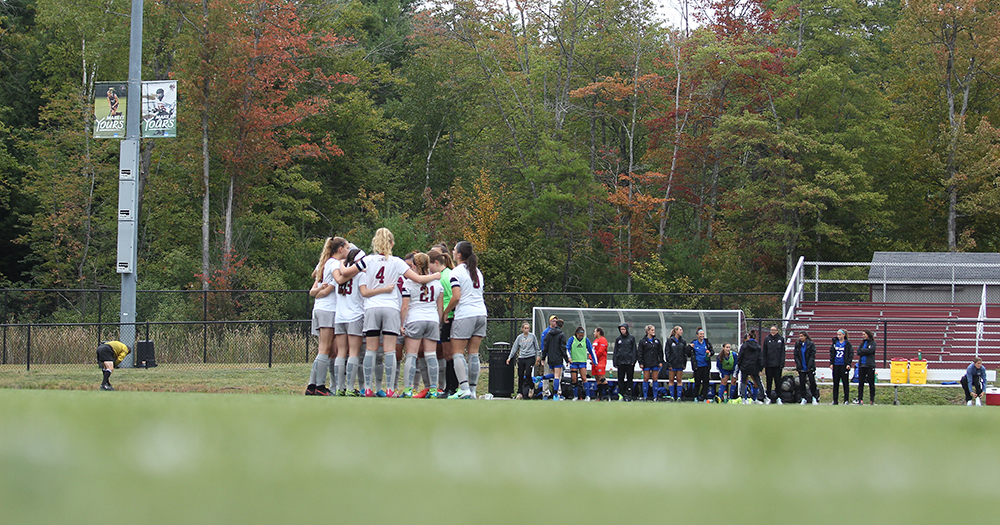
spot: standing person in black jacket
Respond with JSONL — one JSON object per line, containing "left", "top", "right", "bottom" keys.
{"left": 638, "top": 325, "right": 663, "bottom": 401}
{"left": 613, "top": 323, "right": 638, "bottom": 401}
{"left": 829, "top": 329, "right": 854, "bottom": 405}
{"left": 761, "top": 325, "right": 786, "bottom": 404}
{"left": 541, "top": 318, "right": 569, "bottom": 400}
{"left": 687, "top": 328, "right": 714, "bottom": 402}
{"left": 794, "top": 332, "right": 819, "bottom": 405}
{"left": 738, "top": 330, "right": 764, "bottom": 404}
{"left": 855, "top": 329, "right": 877, "bottom": 405}
{"left": 664, "top": 326, "right": 687, "bottom": 401}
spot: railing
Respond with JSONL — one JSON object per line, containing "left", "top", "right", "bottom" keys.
{"left": 781, "top": 256, "right": 806, "bottom": 328}
{"left": 797, "top": 261, "right": 1000, "bottom": 304}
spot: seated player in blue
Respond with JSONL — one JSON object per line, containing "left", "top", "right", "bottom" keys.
{"left": 566, "top": 326, "right": 594, "bottom": 400}
{"left": 638, "top": 325, "right": 663, "bottom": 401}
{"left": 716, "top": 343, "right": 738, "bottom": 403}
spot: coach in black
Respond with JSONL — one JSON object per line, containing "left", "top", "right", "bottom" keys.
{"left": 762, "top": 325, "right": 786, "bottom": 404}
{"left": 613, "top": 323, "right": 637, "bottom": 401}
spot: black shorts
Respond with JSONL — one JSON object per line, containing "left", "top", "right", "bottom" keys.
{"left": 439, "top": 318, "right": 452, "bottom": 343}
{"left": 96, "top": 344, "right": 115, "bottom": 364}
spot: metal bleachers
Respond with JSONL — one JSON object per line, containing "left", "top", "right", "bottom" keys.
{"left": 790, "top": 301, "right": 1000, "bottom": 369}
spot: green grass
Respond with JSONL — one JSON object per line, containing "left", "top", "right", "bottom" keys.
{"left": 1, "top": 388, "right": 998, "bottom": 524}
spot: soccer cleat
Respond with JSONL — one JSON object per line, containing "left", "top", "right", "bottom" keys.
{"left": 305, "top": 385, "right": 317, "bottom": 396}
{"left": 764, "top": 398, "right": 771, "bottom": 405}
{"left": 336, "top": 389, "right": 346, "bottom": 397}
{"left": 754, "top": 400, "right": 764, "bottom": 405}
{"left": 413, "top": 387, "right": 430, "bottom": 399}
{"left": 401, "top": 388, "right": 413, "bottom": 398}
{"left": 346, "top": 389, "right": 361, "bottom": 397}
{"left": 376, "top": 389, "right": 388, "bottom": 398}
{"left": 776, "top": 398, "right": 783, "bottom": 405}
{"left": 435, "top": 389, "right": 446, "bottom": 399}
{"left": 364, "top": 388, "right": 375, "bottom": 398}
{"left": 975, "top": 398, "right": 982, "bottom": 406}
{"left": 800, "top": 398, "right": 807, "bottom": 405}
{"left": 967, "top": 400, "right": 973, "bottom": 406}
{"left": 100, "top": 384, "right": 114, "bottom": 391}
{"left": 315, "top": 386, "right": 332, "bottom": 396}
{"left": 811, "top": 398, "right": 819, "bottom": 405}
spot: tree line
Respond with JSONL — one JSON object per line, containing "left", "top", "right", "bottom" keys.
{"left": 1, "top": 0, "right": 999, "bottom": 321}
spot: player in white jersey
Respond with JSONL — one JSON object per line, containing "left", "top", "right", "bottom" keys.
{"left": 443, "top": 241, "right": 488, "bottom": 399}
{"left": 358, "top": 228, "right": 440, "bottom": 397}
{"left": 400, "top": 252, "right": 444, "bottom": 398}
{"left": 331, "top": 247, "right": 367, "bottom": 395}
{"left": 306, "top": 237, "right": 348, "bottom": 396}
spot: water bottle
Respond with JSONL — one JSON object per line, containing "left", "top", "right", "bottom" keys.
{"left": 917, "top": 350, "right": 923, "bottom": 360}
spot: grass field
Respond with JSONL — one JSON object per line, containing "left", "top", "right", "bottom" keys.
{"left": 2, "top": 372, "right": 999, "bottom": 524}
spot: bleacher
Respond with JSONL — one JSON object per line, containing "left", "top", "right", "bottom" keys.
{"left": 790, "top": 301, "right": 1000, "bottom": 369}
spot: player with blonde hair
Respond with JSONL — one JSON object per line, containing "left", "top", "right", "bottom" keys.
{"left": 358, "top": 228, "right": 440, "bottom": 397}
{"left": 306, "top": 237, "right": 347, "bottom": 395}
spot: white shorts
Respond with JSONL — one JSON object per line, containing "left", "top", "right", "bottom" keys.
{"left": 311, "top": 309, "right": 336, "bottom": 336}
{"left": 405, "top": 320, "right": 440, "bottom": 341}
{"left": 451, "top": 316, "right": 487, "bottom": 340}
{"left": 363, "top": 307, "right": 402, "bottom": 336}
{"left": 335, "top": 317, "right": 364, "bottom": 337}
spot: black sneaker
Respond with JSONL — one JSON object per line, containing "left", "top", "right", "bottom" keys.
{"left": 315, "top": 386, "right": 332, "bottom": 396}
{"left": 305, "top": 384, "right": 317, "bottom": 396}
{"left": 100, "top": 384, "right": 115, "bottom": 391}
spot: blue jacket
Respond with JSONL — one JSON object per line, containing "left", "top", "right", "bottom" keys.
{"left": 966, "top": 363, "right": 987, "bottom": 392}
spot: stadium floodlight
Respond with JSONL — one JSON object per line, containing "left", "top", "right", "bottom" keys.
{"left": 532, "top": 307, "right": 746, "bottom": 366}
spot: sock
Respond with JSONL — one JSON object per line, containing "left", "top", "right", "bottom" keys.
{"left": 102, "top": 369, "right": 111, "bottom": 385}
{"left": 308, "top": 359, "right": 318, "bottom": 386}
{"left": 363, "top": 351, "right": 376, "bottom": 391}
{"left": 468, "top": 353, "right": 481, "bottom": 390}
{"left": 642, "top": 381, "right": 649, "bottom": 399}
{"left": 404, "top": 354, "right": 418, "bottom": 391}
{"left": 384, "top": 353, "right": 397, "bottom": 393}
{"left": 437, "top": 358, "right": 447, "bottom": 389}
{"left": 446, "top": 359, "right": 458, "bottom": 391}
{"left": 314, "top": 354, "right": 330, "bottom": 388}
{"left": 417, "top": 357, "right": 429, "bottom": 389}
{"left": 375, "top": 351, "right": 384, "bottom": 391}
{"left": 453, "top": 353, "right": 469, "bottom": 390}
{"left": 334, "top": 357, "right": 346, "bottom": 391}
{"left": 392, "top": 354, "right": 402, "bottom": 391}
{"left": 346, "top": 356, "right": 359, "bottom": 391}
{"left": 554, "top": 377, "right": 561, "bottom": 396}
{"left": 427, "top": 356, "right": 440, "bottom": 390}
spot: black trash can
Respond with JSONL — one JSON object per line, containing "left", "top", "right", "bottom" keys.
{"left": 488, "top": 343, "right": 514, "bottom": 398}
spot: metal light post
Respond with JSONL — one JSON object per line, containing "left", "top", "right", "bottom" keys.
{"left": 117, "top": 0, "right": 143, "bottom": 365}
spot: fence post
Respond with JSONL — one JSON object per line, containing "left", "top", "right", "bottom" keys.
{"left": 203, "top": 290, "right": 208, "bottom": 364}
{"left": 2, "top": 324, "right": 6, "bottom": 365}
{"left": 97, "top": 290, "right": 103, "bottom": 342}
{"left": 26, "top": 324, "right": 31, "bottom": 372}
{"left": 268, "top": 320, "right": 274, "bottom": 368}
{"left": 882, "top": 320, "right": 888, "bottom": 368}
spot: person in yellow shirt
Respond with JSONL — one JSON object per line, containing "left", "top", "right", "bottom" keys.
{"left": 96, "top": 341, "right": 130, "bottom": 391}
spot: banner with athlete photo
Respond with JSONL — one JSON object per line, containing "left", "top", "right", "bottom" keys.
{"left": 141, "top": 80, "right": 177, "bottom": 138}
{"left": 93, "top": 81, "right": 128, "bottom": 139}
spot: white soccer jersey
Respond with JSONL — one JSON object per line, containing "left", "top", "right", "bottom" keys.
{"left": 449, "top": 263, "right": 487, "bottom": 319}
{"left": 402, "top": 278, "right": 442, "bottom": 324}
{"left": 335, "top": 263, "right": 366, "bottom": 322}
{"left": 360, "top": 254, "right": 410, "bottom": 310}
{"left": 312, "top": 257, "right": 340, "bottom": 312}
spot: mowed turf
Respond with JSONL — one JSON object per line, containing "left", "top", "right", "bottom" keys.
{"left": 1, "top": 389, "right": 998, "bottom": 525}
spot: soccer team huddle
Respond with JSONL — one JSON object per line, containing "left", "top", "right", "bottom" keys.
{"left": 306, "top": 228, "right": 486, "bottom": 399}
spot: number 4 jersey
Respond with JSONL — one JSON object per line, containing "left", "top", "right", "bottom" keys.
{"left": 359, "top": 253, "right": 410, "bottom": 311}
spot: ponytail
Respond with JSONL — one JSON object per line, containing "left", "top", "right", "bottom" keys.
{"left": 312, "top": 236, "right": 347, "bottom": 280}
{"left": 412, "top": 252, "right": 430, "bottom": 275}
{"left": 455, "top": 241, "right": 479, "bottom": 287}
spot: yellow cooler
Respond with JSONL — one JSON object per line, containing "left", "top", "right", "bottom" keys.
{"left": 909, "top": 360, "right": 927, "bottom": 384}
{"left": 890, "top": 359, "right": 908, "bottom": 384}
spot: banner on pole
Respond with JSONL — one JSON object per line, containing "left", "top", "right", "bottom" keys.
{"left": 94, "top": 82, "right": 128, "bottom": 139}
{"left": 140, "top": 80, "right": 177, "bottom": 138}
